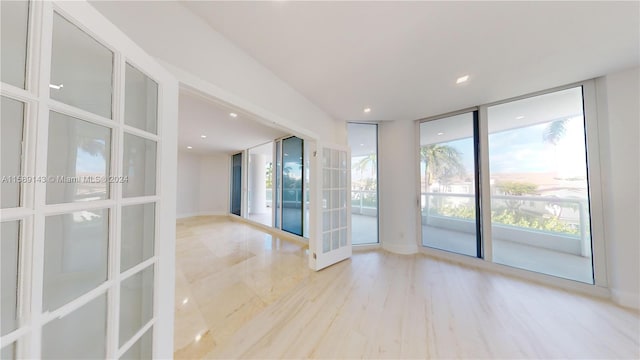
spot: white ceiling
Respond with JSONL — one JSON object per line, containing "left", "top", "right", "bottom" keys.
{"left": 178, "top": 90, "right": 287, "bottom": 154}
{"left": 181, "top": 1, "right": 640, "bottom": 122}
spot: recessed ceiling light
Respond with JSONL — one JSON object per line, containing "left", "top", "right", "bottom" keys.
{"left": 229, "top": 112, "right": 238, "bottom": 118}
{"left": 363, "top": 108, "right": 371, "bottom": 113}
{"left": 200, "top": 135, "right": 207, "bottom": 139}
{"left": 437, "top": 132, "right": 444, "bottom": 136}
{"left": 516, "top": 115, "right": 525, "bottom": 120}
{"left": 360, "top": 143, "right": 365, "bottom": 146}
{"left": 187, "top": 146, "right": 193, "bottom": 149}
{"left": 456, "top": 75, "right": 469, "bottom": 84}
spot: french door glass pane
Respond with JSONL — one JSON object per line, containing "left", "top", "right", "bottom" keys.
{"left": 348, "top": 123, "right": 379, "bottom": 244}
{"left": 274, "top": 142, "right": 281, "bottom": 227}
{"left": 125, "top": 63, "right": 158, "bottom": 134}
{"left": 41, "top": 294, "right": 107, "bottom": 359}
{"left": 0, "top": 0, "right": 29, "bottom": 89}
{"left": 231, "top": 153, "right": 242, "bottom": 216}
{"left": 43, "top": 209, "right": 109, "bottom": 311}
{"left": 51, "top": 12, "right": 113, "bottom": 119}
{"left": 119, "top": 265, "right": 154, "bottom": 346}
{"left": 420, "top": 113, "right": 478, "bottom": 257}
{"left": 1, "top": 342, "right": 16, "bottom": 360}
{"left": 487, "top": 86, "right": 593, "bottom": 283}
{"left": 46, "top": 111, "right": 111, "bottom": 204}
{"left": 120, "top": 327, "right": 153, "bottom": 360}
{"left": 1, "top": 97, "right": 25, "bottom": 208}
{"left": 123, "top": 133, "right": 157, "bottom": 197}
{"left": 281, "top": 136, "right": 303, "bottom": 236}
{"left": 121, "top": 203, "right": 156, "bottom": 272}
{"left": 1, "top": 220, "right": 20, "bottom": 336}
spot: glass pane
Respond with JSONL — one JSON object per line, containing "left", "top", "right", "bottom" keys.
{"left": 247, "top": 143, "right": 273, "bottom": 226}
{"left": 1, "top": 342, "right": 17, "bottom": 360}
{"left": 125, "top": 63, "right": 158, "bottom": 134}
{"left": 1, "top": 97, "right": 25, "bottom": 208}
{"left": 231, "top": 153, "right": 242, "bottom": 216}
{"left": 488, "top": 87, "right": 593, "bottom": 283}
{"left": 348, "top": 123, "right": 378, "bottom": 244}
{"left": 42, "top": 294, "right": 107, "bottom": 359}
{"left": 123, "top": 133, "right": 157, "bottom": 197}
{"left": 43, "top": 209, "right": 109, "bottom": 311}
{"left": 274, "top": 142, "right": 281, "bottom": 228}
{"left": 120, "top": 327, "right": 153, "bottom": 360}
{"left": 420, "top": 112, "right": 478, "bottom": 257}
{"left": 119, "top": 265, "right": 154, "bottom": 346}
{"left": 1, "top": 221, "right": 20, "bottom": 336}
{"left": 51, "top": 12, "right": 113, "bottom": 118}
{"left": 281, "top": 136, "right": 303, "bottom": 236}
{"left": 121, "top": 203, "right": 155, "bottom": 272}
{"left": 1, "top": 0, "right": 29, "bottom": 88}
{"left": 46, "top": 111, "right": 111, "bottom": 204}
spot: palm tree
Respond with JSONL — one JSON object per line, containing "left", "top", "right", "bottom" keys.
{"left": 353, "top": 154, "right": 377, "bottom": 179}
{"left": 543, "top": 119, "right": 567, "bottom": 145}
{"left": 420, "top": 144, "right": 465, "bottom": 192}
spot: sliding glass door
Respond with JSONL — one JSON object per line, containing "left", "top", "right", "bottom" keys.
{"left": 418, "top": 85, "right": 597, "bottom": 284}
{"left": 280, "top": 136, "right": 304, "bottom": 236}
{"left": 420, "top": 112, "right": 480, "bottom": 257}
{"left": 230, "top": 152, "right": 242, "bottom": 216}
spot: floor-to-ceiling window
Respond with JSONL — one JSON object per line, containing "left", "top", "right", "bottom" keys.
{"left": 348, "top": 123, "right": 379, "bottom": 245}
{"left": 419, "top": 112, "right": 480, "bottom": 256}
{"left": 231, "top": 152, "right": 243, "bottom": 216}
{"left": 418, "top": 84, "right": 599, "bottom": 284}
{"left": 247, "top": 143, "right": 273, "bottom": 226}
{"left": 487, "top": 86, "right": 593, "bottom": 283}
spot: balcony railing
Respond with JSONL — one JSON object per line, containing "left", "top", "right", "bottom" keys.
{"left": 420, "top": 192, "right": 590, "bottom": 256}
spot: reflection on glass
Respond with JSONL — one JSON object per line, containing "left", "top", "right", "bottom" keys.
{"left": 231, "top": 153, "right": 242, "bottom": 216}
{"left": 51, "top": 12, "right": 113, "bottom": 118}
{"left": 1, "top": 0, "right": 29, "bottom": 88}
{"left": 488, "top": 87, "right": 593, "bottom": 283}
{"left": 1, "top": 97, "right": 25, "bottom": 208}
{"left": 420, "top": 113, "right": 478, "bottom": 257}
{"left": 123, "top": 133, "right": 157, "bottom": 197}
{"left": 125, "top": 63, "right": 158, "bottom": 134}
{"left": 1, "top": 221, "right": 20, "bottom": 336}
{"left": 119, "top": 265, "right": 154, "bottom": 346}
{"left": 47, "top": 111, "right": 111, "bottom": 204}
{"left": 120, "top": 327, "right": 153, "bottom": 360}
{"left": 348, "top": 123, "right": 378, "bottom": 245}
{"left": 247, "top": 143, "right": 273, "bottom": 226}
{"left": 43, "top": 209, "right": 109, "bottom": 311}
{"left": 121, "top": 203, "right": 155, "bottom": 272}
{"left": 41, "top": 294, "right": 107, "bottom": 359}
{"left": 281, "top": 137, "right": 303, "bottom": 236}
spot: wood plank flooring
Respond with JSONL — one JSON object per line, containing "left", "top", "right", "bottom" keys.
{"left": 174, "top": 216, "right": 639, "bottom": 359}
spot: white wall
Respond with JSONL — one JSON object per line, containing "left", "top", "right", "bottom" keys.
{"left": 378, "top": 120, "right": 419, "bottom": 255}
{"left": 177, "top": 151, "right": 229, "bottom": 218}
{"left": 596, "top": 66, "right": 640, "bottom": 310}
{"left": 90, "top": 1, "right": 345, "bottom": 145}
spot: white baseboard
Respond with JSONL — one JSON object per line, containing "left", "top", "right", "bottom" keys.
{"left": 611, "top": 289, "right": 640, "bottom": 311}
{"left": 176, "top": 211, "right": 227, "bottom": 219}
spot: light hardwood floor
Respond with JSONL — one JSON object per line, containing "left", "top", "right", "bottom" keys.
{"left": 174, "top": 216, "right": 639, "bottom": 359}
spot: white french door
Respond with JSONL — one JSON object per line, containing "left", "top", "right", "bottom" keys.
{"left": 309, "top": 143, "right": 352, "bottom": 271}
{"left": 0, "top": 1, "right": 178, "bottom": 359}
